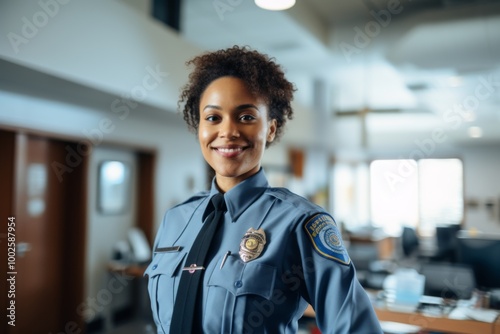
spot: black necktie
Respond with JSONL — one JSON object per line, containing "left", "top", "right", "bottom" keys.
{"left": 170, "top": 193, "right": 226, "bottom": 334}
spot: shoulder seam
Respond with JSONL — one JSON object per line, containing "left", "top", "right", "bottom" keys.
{"left": 171, "top": 191, "right": 209, "bottom": 209}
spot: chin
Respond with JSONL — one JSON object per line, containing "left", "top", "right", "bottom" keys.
{"left": 215, "top": 169, "right": 244, "bottom": 178}
{"left": 216, "top": 165, "right": 257, "bottom": 178}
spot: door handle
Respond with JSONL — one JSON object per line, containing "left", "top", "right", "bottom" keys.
{"left": 16, "top": 242, "right": 32, "bottom": 257}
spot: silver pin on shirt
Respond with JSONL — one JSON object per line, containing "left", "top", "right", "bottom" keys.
{"left": 220, "top": 251, "right": 231, "bottom": 269}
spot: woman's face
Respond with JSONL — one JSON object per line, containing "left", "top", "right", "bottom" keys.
{"left": 198, "top": 76, "right": 277, "bottom": 192}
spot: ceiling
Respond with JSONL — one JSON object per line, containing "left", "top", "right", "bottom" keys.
{"left": 137, "top": 0, "right": 500, "bottom": 153}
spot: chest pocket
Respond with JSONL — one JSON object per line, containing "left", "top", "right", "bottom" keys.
{"left": 205, "top": 254, "right": 277, "bottom": 333}
{"left": 207, "top": 254, "right": 277, "bottom": 299}
{"left": 145, "top": 251, "right": 186, "bottom": 332}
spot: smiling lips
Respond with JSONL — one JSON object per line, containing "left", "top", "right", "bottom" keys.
{"left": 213, "top": 146, "right": 247, "bottom": 158}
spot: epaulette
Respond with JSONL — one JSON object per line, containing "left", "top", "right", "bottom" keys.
{"left": 171, "top": 191, "right": 210, "bottom": 209}
{"left": 266, "top": 187, "right": 292, "bottom": 201}
{"left": 266, "top": 187, "right": 322, "bottom": 211}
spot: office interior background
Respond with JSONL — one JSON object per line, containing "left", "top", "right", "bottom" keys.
{"left": 1, "top": 0, "right": 500, "bottom": 333}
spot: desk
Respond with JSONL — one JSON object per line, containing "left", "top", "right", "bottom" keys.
{"left": 107, "top": 262, "right": 147, "bottom": 277}
{"left": 375, "top": 307, "right": 498, "bottom": 334}
{"left": 348, "top": 234, "right": 395, "bottom": 260}
{"left": 304, "top": 304, "right": 500, "bottom": 334}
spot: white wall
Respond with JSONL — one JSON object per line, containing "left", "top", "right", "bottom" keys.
{"left": 86, "top": 146, "right": 138, "bottom": 320}
{"left": 0, "top": 0, "right": 200, "bottom": 112}
{"left": 0, "top": 87, "right": 206, "bottom": 227}
{"left": 0, "top": 0, "right": 209, "bottom": 225}
{"left": 461, "top": 145, "right": 500, "bottom": 234}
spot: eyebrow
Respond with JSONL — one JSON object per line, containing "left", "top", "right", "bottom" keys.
{"left": 202, "top": 104, "right": 260, "bottom": 112}
{"left": 203, "top": 105, "right": 222, "bottom": 111}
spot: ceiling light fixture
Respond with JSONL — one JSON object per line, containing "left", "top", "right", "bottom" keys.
{"left": 255, "top": 0, "right": 296, "bottom": 11}
{"left": 468, "top": 126, "right": 483, "bottom": 138}
{"left": 448, "top": 75, "right": 463, "bottom": 87}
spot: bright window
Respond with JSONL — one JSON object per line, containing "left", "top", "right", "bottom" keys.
{"left": 333, "top": 158, "right": 464, "bottom": 236}
{"left": 371, "top": 158, "right": 463, "bottom": 236}
{"left": 418, "top": 159, "right": 464, "bottom": 236}
{"left": 331, "top": 163, "right": 370, "bottom": 230}
{"left": 370, "top": 159, "right": 419, "bottom": 235}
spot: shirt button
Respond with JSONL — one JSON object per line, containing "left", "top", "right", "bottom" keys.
{"left": 234, "top": 280, "right": 243, "bottom": 288}
{"left": 152, "top": 264, "right": 158, "bottom": 270}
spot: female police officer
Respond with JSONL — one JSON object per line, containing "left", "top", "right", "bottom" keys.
{"left": 145, "top": 46, "right": 382, "bottom": 333}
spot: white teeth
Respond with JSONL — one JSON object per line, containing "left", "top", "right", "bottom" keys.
{"left": 218, "top": 148, "right": 242, "bottom": 153}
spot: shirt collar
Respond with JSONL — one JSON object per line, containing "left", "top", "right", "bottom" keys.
{"left": 207, "top": 168, "right": 269, "bottom": 222}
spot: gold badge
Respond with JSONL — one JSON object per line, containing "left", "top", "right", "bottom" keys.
{"left": 239, "top": 228, "right": 266, "bottom": 263}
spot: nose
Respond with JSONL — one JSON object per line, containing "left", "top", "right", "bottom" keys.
{"left": 219, "top": 118, "right": 240, "bottom": 139}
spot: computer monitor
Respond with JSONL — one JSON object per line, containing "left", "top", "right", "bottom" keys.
{"left": 434, "top": 224, "right": 461, "bottom": 261}
{"left": 456, "top": 233, "right": 500, "bottom": 291}
{"left": 420, "top": 262, "right": 476, "bottom": 299}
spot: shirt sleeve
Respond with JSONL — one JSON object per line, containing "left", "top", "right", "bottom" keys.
{"left": 291, "top": 213, "right": 383, "bottom": 334}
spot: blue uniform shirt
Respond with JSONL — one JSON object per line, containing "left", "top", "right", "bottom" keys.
{"left": 145, "top": 169, "right": 382, "bottom": 333}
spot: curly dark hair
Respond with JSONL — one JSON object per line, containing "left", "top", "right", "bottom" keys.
{"left": 179, "top": 45, "right": 295, "bottom": 145}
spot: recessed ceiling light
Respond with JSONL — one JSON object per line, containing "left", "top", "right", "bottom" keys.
{"left": 448, "top": 76, "right": 463, "bottom": 87}
{"left": 468, "top": 126, "right": 483, "bottom": 138}
{"left": 255, "top": 0, "right": 296, "bottom": 11}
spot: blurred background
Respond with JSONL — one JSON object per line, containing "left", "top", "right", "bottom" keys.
{"left": 1, "top": 0, "right": 500, "bottom": 333}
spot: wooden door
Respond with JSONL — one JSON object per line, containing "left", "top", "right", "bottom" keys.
{"left": 0, "top": 130, "right": 16, "bottom": 334}
{"left": 0, "top": 131, "right": 87, "bottom": 334}
{"left": 0, "top": 129, "right": 154, "bottom": 333}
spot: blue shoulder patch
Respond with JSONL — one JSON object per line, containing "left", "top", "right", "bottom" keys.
{"left": 304, "top": 214, "right": 350, "bottom": 265}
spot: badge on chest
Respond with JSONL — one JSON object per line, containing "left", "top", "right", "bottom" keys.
{"left": 239, "top": 227, "right": 266, "bottom": 263}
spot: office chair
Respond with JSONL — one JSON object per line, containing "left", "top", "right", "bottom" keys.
{"left": 401, "top": 227, "right": 420, "bottom": 258}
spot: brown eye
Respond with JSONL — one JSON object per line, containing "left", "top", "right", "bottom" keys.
{"left": 206, "top": 115, "right": 220, "bottom": 122}
{"left": 240, "top": 114, "right": 256, "bottom": 122}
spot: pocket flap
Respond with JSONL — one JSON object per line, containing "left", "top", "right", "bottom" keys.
{"left": 208, "top": 255, "right": 276, "bottom": 300}
{"left": 145, "top": 251, "right": 186, "bottom": 278}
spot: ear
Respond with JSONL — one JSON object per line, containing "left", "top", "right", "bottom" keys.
{"left": 267, "top": 119, "right": 277, "bottom": 143}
